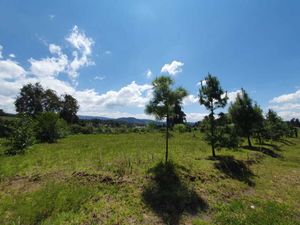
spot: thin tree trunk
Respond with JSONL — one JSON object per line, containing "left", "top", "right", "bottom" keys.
{"left": 165, "top": 113, "right": 169, "bottom": 163}
{"left": 247, "top": 135, "right": 252, "bottom": 147}
{"left": 210, "top": 109, "right": 216, "bottom": 157}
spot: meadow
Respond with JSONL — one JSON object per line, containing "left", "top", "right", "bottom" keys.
{"left": 0, "top": 132, "right": 299, "bottom": 225}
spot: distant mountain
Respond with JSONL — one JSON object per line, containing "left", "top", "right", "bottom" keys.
{"left": 78, "top": 115, "right": 161, "bottom": 125}
{"left": 115, "top": 117, "right": 157, "bottom": 124}
{"left": 78, "top": 115, "right": 112, "bottom": 121}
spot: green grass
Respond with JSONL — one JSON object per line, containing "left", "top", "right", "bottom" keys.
{"left": 0, "top": 132, "right": 299, "bottom": 224}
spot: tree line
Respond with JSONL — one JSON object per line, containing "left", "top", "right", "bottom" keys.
{"left": 0, "top": 77, "right": 298, "bottom": 158}
{"left": 145, "top": 74, "right": 299, "bottom": 162}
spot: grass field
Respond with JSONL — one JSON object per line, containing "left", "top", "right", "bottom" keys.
{"left": 0, "top": 132, "right": 299, "bottom": 224}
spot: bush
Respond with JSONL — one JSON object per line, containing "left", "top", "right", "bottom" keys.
{"left": 70, "top": 124, "right": 84, "bottom": 134}
{"left": 36, "top": 112, "right": 68, "bottom": 143}
{"left": 0, "top": 118, "right": 13, "bottom": 138}
{"left": 8, "top": 115, "right": 35, "bottom": 155}
{"left": 174, "top": 124, "right": 187, "bottom": 133}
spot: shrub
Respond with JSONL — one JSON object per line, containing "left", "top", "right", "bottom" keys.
{"left": 35, "top": 112, "right": 68, "bottom": 143}
{"left": 7, "top": 115, "right": 35, "bottom": 155}
{"left": 174, "top": 124, "right": 186, "bottom": 133}
{"left": 70, "top": 124, "right": 84, "bottom": 134}
{"left": 0, "top": 118, "right": 13, "bottom": 138}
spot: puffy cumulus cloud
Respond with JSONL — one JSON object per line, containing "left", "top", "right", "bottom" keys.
{"left": 49, "top": 44, "right": 62, "bottom": 55}
{"left": 84, "top": 81, "right": 152, "bottom": 109}
{"left": 269, "top": 89, "right": 300, "bottom": 120}
{"left": 29, "top": 26, "right": 94, "bottom": 80}
{"left": 183, "top": 94, "right": 199, "bottom": 105}
{"left": 0, "top": 33, "right": 157, "bottom": 119}
{"left": 29, "top": 46, "right": 68, "bottom": 78}
{"left": 226, "top": 90, "right": 242, "bottom": 104}
{"left": 65, "top": 27, "right": 94, "bottom": 79}
{"left": 0, "top": 59, "right": 26, "bottom": 79}
{"left": 270, "top": 90, "right": 300, "bottom": 104}
{"left": 66, "top": 26, "right": 93, "bottom": 55}
{"left": 161, "top": 60, "right": 184, "bottom": 76}
{"left": 9, "top": 54, "right": 15, "bottom": 58}
{"left": 185, "top": 113, "right": 207, "bottom": 122}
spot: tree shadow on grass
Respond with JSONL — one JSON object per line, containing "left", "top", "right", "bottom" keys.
{"left": 277, "top": 139, "right": 295, "bottom": 146}
{"left": 242, "top": 146, "right": 282, "bottom": 158}
{"left": 212, "top": 155, "right": 255, "bottom": 186}
{"left": 259, "top": 143, "right": 281, "bottom": 151}
{"left": 142, "top": 162, "right": 208, "bottom": 225}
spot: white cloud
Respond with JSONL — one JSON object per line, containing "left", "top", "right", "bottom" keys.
{"left": 197, "top": 80, "right": 207, "bottom": 86}
{"left": 183, "top": 94, "right": 199, "bottom": 105}
{"left": 161, "top": 60, "right": 184, "bottom": 76}
{"left": 270, "top": 90, "right": 300, "bottom": 104}
{"left": 268, "top": 89, "right": 300, "bottom": 120}
{"left": 185, "top": 113, "right": 207, "bottom": 122}
{"left": 0, "top": 59, "right": 26, "bottom": 79}
{"left": 29, "top": 48, "right": 68, "bottom": 78}
{"left": 9, "top": 53, "right": 15, "bottom": 58}
{"left": 145, "top": 69, "right": 153, "bottom": 79}
{"left": 66, "top": 25, "right": 93, "bottom": 56}
{"left": 105, "top": 50, "right": 111, "bottom": 55}
{"left": 226, "top": 90, "right": 242, "bottom": 104}
{"left": 94, "top": 75, "right": 106, "bottom": 80}
{"left": 65, "top": 26, "right": 94, "bottom": 79}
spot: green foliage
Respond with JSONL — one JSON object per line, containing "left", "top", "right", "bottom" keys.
{"left": 60, "top": 94, "right": 79, "bottom": 124}
{"left": 174, "top": 124, "right": 187, "bottom": 133}
{"left": 8, "top": 115, "right": 35, "bottom": 154}
{"left": 263, "top": 109, "right": 289, "bottom": 141}
{"left": 0, "top": 118, "right": 13, "bottom": 138}
{"left": 42, "top": 89, "right": 61, "bottom": 113}
{"left": 201, "top": 114, "right": 240, "bottom": 149}
{"left": 145, "top": 76, "right": 188, "bottom": 162}
{"left": 15, "top": 83, "right": 79, "bottom": 124}
{"left": 145, "top": 76, "right": 188, "bottom": 120}
{"left": 198, "top": 74, "right": 228, "bottom": 156}
{"left": 229, "top": 89, "right": 263, "bottom": 146}
{"left": 15, "top": 83, "right": 45, "bottom": 116}
{"left": 36, "top": 112, "right": 69, "bottom": 143}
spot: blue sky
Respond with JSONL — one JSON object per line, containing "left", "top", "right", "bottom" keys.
{"left": 1, "top": 0, "right": 300, "bottom": 121}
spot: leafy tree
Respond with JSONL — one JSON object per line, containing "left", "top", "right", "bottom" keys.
{"left": 15, "top": 83, "right": 44, "bottom": 116}
{"left": 251, "top": 104, "right": 265, "bottom": 145}
{"left": 8, "top": 115, "right": 35, "bottom": 154}
{"left": 60, "top": 94, "right": 79, "bottom": 124}
{"left": 199, "top": 74, "right": 228, "bottom": 157}
{"left": 290, "top": 118, "right": 300, "bottom": 127}
{"left": 15, "top": 83, "right": 62, "bottom": 115}
{"left": 264, "top": 109, "right": 288, "bottom": 141}
{"left": 169, "top": 101, "right": 186, "bottom": 127}
{"left": 228, "top": 89, "right": 262, "bottom": 147}
{"left": 35, "top": 112, "right": 69, "bottom": 143}
{"left": 145, "top": 76, "right": 188, "bottom": 163}
{"left": 42, "top": 89, "right": 61, "bottom": 112}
